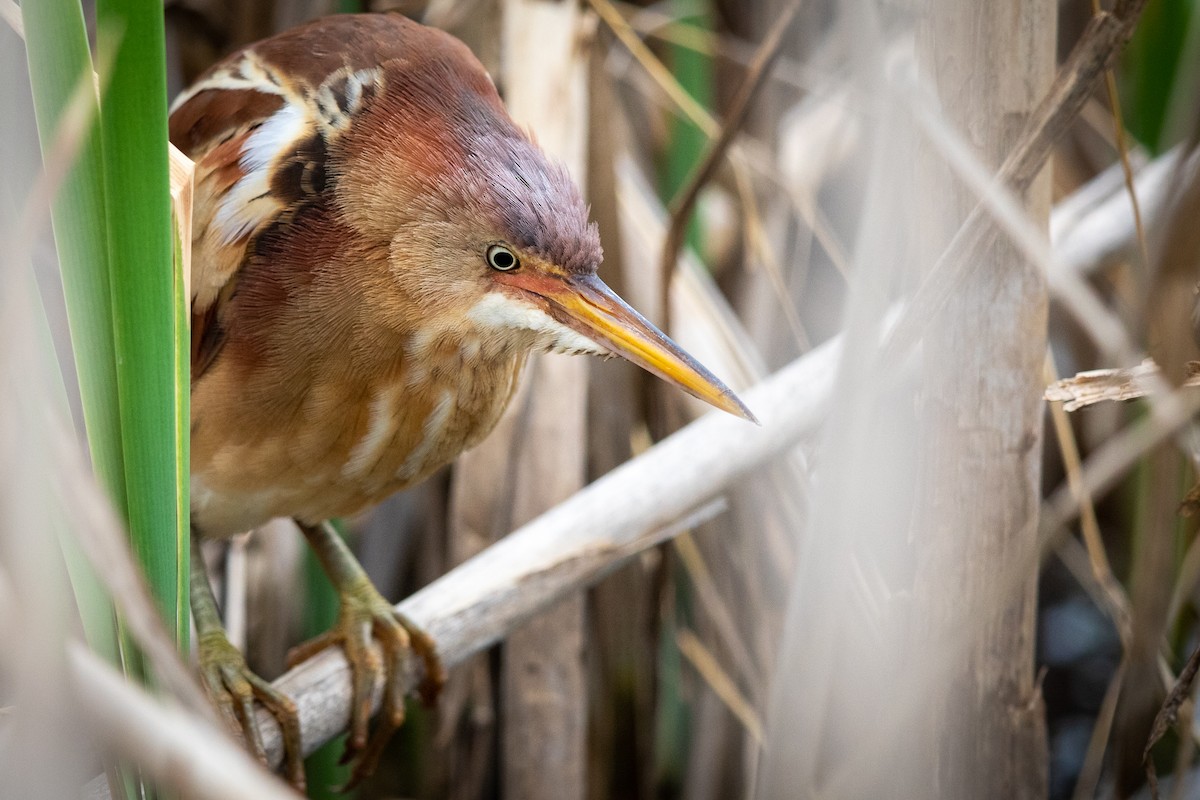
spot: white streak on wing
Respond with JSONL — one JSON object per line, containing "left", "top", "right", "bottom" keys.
{"left": 169, "top": 54, "right": 287, "bottom": 114}
{"left": 467, "top": 292, "right": 609, "bottom": 356}
{"left": 214, "top": 103, "right": 309, "bottom": 245}
{"left": 397, "top": 390, "right": 456, "bottom": 480}
{"left": 243, "top": 103, "right": 307, "bottom": 174}
{"left": 342, "top": 386, "right": 400, "bottom": 480}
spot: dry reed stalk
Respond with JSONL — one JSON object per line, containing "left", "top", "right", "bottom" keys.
{"left": 906, "top": 5, "right": 1049, "bottom": 796}
{"left": 753, "top": 1, "right": 1056, "bottom": 796}
{"left": 495, "top": 4, "right": 591, "bottom": 797}
{"left": 582, "top": 26, "right": 659, "bottom": 800}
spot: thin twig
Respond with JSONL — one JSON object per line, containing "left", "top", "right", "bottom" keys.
{"left": 1145, "top": 643, "right": 1200, "bottom": 799}
{"left": 1044, "top": 353, "right": 1131, "bottom": 642}
{"left": 1074, "top": 657, "right": 1128, "bottom": 800}
{"left": 1088, "top": 0, "right": 1151, "bottom": 276}
{"left": 677, "top": 628, "right": 765, "bottom": 743}
{"left": 1103, "top": 71, "right": 1151, "bottom": 272}
{"left": 659, "top": 0, "right": 803, "bottom": 331}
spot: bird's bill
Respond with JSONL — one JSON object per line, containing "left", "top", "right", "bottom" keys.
{"left": 502, "top": 272, "right": 757, "bottom": 422}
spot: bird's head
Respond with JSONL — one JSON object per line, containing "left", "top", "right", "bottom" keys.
{"left": 335, "top": 35, "right": 754, "bottom": 422}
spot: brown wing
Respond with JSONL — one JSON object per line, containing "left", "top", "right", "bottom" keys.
{"left": 169, "top": 13, "right": 462, "bottom": 381}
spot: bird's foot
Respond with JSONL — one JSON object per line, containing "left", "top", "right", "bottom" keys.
{"left": 197, "top": 628, "right": 306, "bottom": 790}
{"left": 285, "top": 576, "right": 445, "bottom": 788}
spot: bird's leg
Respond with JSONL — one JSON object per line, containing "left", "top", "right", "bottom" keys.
{"left": 190, "top": 533, "right": 306, "bottom": 789}
{"left": 287, "top": 520, "right": 445, "bottom": 786}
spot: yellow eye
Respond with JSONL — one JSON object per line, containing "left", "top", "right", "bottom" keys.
{"left": 486, "top": 244, "right": 519, "bottom": 271}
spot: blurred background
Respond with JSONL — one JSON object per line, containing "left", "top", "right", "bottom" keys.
{"left": 4, "top": 0, "right": 1200, "bottom": 798}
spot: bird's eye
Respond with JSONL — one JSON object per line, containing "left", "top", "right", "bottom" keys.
{"left": 486, "top": 244, "right": 519, "bottom": 271}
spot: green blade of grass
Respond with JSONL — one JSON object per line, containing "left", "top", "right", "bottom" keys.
{"left": 94, "top": 0, "right": 189, "bottom": 650}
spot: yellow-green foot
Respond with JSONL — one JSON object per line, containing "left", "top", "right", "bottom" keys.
{"left": 190, "top": 532, "right": 305, "bottom": 789}
{"left": 286, "top": 576, "right": 445, "bottom": 787}
{"left": 294, "top": 520, "right": 445, "bottom": 788}
{"left": 198, "top": 630, "right": 307, "bottom": 790}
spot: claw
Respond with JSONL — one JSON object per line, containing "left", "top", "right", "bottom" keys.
{"left": 294, "top": 520, "right": 445, "bottom": 784}
{"left": 191, "top": 533, "right": 306, "bottom": 790}
{"left": 198, "top": 631, "right": 307, "bottom": 791}
{"left": 285, "top": 575, "right": 445, "bottom": 788}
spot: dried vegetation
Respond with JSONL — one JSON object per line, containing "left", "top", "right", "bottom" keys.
{"left": 4, "top": 0, "right": 1200, "bottom": 799}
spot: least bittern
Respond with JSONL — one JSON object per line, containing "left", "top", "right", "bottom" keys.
{"left": 171, "top": 12, "right": 753, "bottom": 789}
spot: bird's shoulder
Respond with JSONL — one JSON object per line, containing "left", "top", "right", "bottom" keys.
{"left": 170, "top": 14, "right": 482, "bottom": 158}
{"left": 170, "top": 14, "right": 492, "bottom": 381}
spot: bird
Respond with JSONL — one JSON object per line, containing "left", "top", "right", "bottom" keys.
{"left": 169, "top": 12, "right": 754, "bottom": 790}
